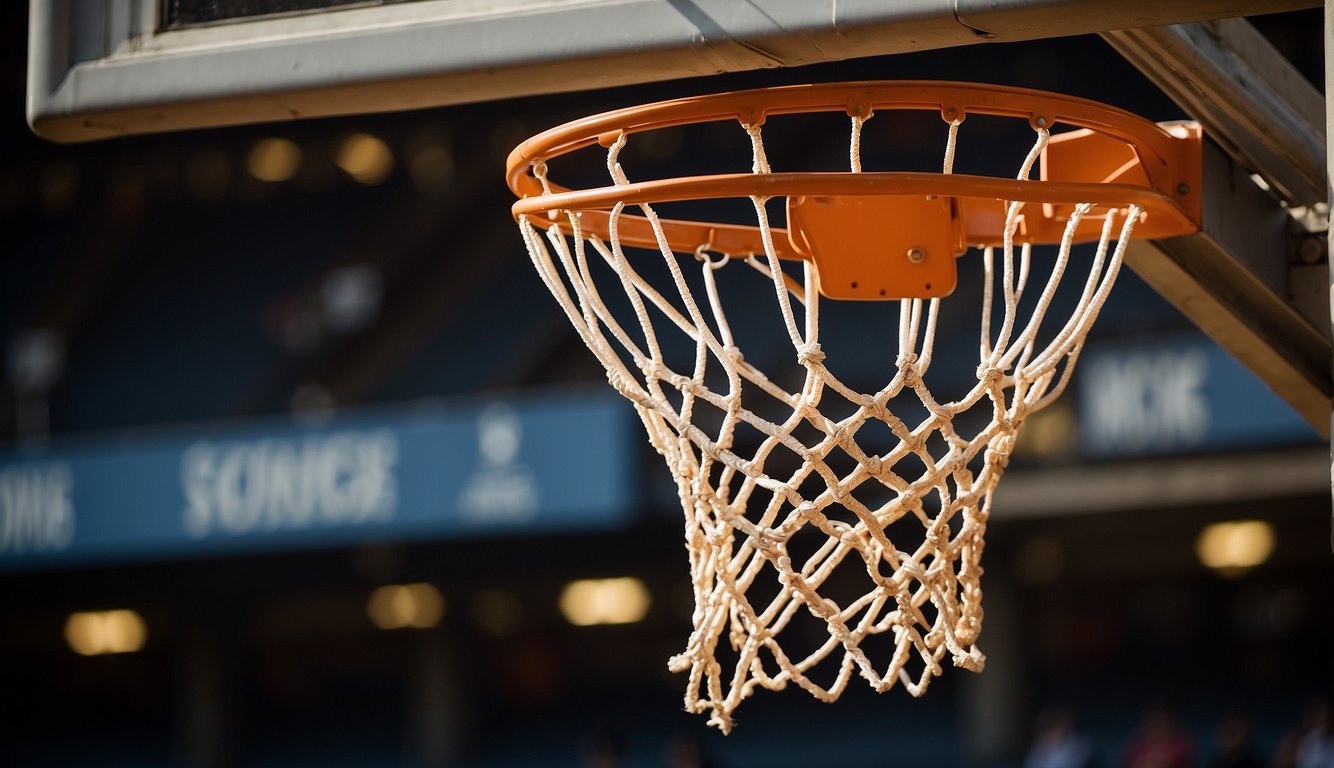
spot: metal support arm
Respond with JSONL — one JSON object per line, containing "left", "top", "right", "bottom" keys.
{"left": 1104, "top": 17, "right": 1330, "bottom": 436}
{"left": 1126, "top": 140, "right": 1331, "bottom": 437}
{"left": 1103, "top": 19, "right": 1327, "bottom": 207}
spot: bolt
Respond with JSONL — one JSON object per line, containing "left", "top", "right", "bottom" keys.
{"left": 1297, "top": 234, "right": 1327, "bottom": 264}
{"left": 1035, "top": 116, "right": 1048, "bottom": 128}
{"left": 907, "top": 248, "right": 926, "bottom": 264}
{"left": 1177, "top": 183, "right": 1190, "bottom": 195}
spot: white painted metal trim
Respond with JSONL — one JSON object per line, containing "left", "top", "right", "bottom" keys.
{"left": 27, "top": 0, "right": 1320, "bottom": 141}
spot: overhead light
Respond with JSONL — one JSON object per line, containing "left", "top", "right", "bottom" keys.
{"left": 246, "top": 138, "right": 301, "bottom": 182}
{"left": 367, "top": 583, "right": 445, "bottom": 630}
{"left": 559, "top": 577, "right": 651, "bottom": 626}
{"left": 64, "top": 609, "right": 147, "bottom": 656}
{"left": 1196, "top": 520, "right": 1275, "bottom": 575}
{"left": 7, "top": 328, "right": 66, "bottom": 395}
{"left": 335, "top": 133, "right": 394, "bottom": 185}
{"left": 321, "top": 265, "right": 383, "bottom": 333}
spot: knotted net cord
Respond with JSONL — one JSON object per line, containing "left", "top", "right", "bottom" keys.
{"left": 518, "top": 114, "right": 1139, "bottom": 733}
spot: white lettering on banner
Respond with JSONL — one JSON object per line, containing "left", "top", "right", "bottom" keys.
{"left": 182, "top": 430, "right": 397, "bottom": 538}
{"left": 459, "top": 404, "right": 538, "bottom": 525}
{"left": 0, "top": 463, "right": 75, "bottom": 555}
{"left": 1085, "top": 349, "right": 1209, "bottom": 453}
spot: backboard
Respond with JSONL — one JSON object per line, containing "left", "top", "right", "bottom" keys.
{"left": 25, "top": 2, "right": 1322, "bottom": 141}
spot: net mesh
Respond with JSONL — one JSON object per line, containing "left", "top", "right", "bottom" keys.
{"left": 517, "top": 114, "right": 1138, "bottom": 733}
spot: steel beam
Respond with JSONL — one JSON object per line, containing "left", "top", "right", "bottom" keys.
{"left": 1103, "top": 19, "right": 1327, "bottom": 206}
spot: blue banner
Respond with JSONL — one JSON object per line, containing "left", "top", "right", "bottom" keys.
{"left": 0, "top": 392, "right": 637, "bottom": 570}
{"left": 1078, "top": 334, "right": 1319, "bottom": 458}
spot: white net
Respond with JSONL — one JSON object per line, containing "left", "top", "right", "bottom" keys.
{"left": 518, "top": 114, "right": 1138, "bottom": 733}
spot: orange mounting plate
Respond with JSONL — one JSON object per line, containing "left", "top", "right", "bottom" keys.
{"left": 788, "top": 194, "right": 964, "bottom": 300}
{"left": 507, "top": 81, "right": 1203, "bottom": 301}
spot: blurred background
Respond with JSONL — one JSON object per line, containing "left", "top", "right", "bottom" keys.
{"left": 2, "top": 4, "right": 1332, "bottom": 767}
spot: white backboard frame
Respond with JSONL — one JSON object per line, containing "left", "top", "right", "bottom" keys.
{"left": 27, "top": 0, "right": 1319, "bottom": 142}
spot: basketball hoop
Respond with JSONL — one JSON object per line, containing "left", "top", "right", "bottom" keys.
{"left": 506, "top": 81, "right": 1201, "bottom": 732}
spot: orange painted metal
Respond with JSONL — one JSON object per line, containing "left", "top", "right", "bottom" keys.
{"left": 507, "top": 81, "right": 1203, "bottom": 300}
{"left": 788, "top": 195, "right": 963, "bottom": 300}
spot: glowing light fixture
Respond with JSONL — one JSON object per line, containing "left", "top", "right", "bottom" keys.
{"left": 335, "top": 133, "right": 394, "bottom": 185}
{"left": 367, "top": 583, "right": 445, "bottom": 630}
{"left": 64, "top": 609, "right": 147, "bottom": 656}
{"left": 1196, "top": 520, "right": 1275, "bottom": 574}
{"left": 559, "top": 577, "right": 651, "bottom": 626}
{"left": 246, "top": 138, "right": 301, "bottom": 182}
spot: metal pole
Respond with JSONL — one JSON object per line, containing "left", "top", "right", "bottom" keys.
{"left": 1325, "top": 0, "right": 1333, "bottom": 548}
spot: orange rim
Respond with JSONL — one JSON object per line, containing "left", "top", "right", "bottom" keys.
{"left": 507, "top": 80, "right": 1202, "bottom": 256}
